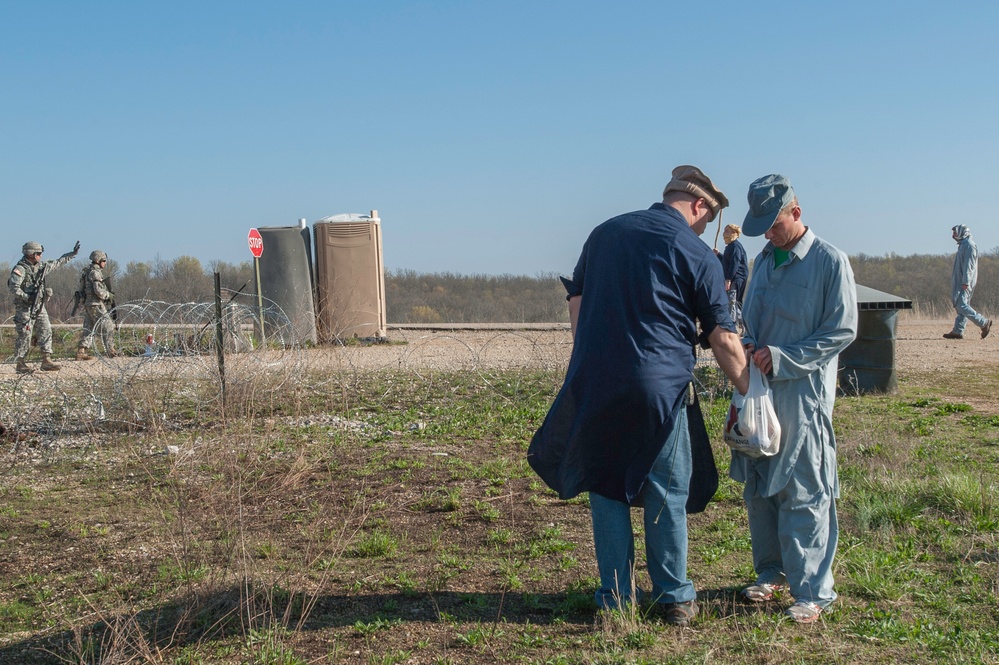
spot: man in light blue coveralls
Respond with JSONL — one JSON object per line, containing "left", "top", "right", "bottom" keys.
{"left": 943, "top": 224, "right": 991, "bottom": 340}
{"left": 732, "top": 174, "right": 858, "bottom": 624}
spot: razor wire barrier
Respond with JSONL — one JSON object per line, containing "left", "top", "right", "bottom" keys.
{"left": 0, "top": 293, "right": 310, "bottom": 442}
{"left": 0, "top": 297, "right": 734, "bottom": 463}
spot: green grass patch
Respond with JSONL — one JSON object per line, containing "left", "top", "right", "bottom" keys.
{"left": 1, "top": 360, "right": 997, "bottom": 664}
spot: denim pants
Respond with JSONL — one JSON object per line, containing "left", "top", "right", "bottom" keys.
{"left": 952, "top": 289, "right": 988, "bottom": 334}
{"left": 589, "top": 405, "right": 693, "bottom": 609}
{"left": 744, "top": 464, "right": 839, "bottom": 609}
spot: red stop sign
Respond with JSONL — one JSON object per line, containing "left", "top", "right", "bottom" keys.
{"left": 247, "top": 228, "right": 264, "bottom": 258}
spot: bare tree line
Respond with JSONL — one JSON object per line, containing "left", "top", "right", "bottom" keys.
{"left": 0, "top": 256, "right": 254, "bottom": 323}
{"left": 851, "top": 250, "right": 999, "bottom": 317}
{"left": 385, "top": 269, "right": 569, "bottom": 323}
{"left": 2, "top": 252, "right": 998, "bottom": 324}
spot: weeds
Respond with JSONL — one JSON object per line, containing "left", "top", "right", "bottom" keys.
{"left": 1, "top": 331, "right": 997, "bottom": 664}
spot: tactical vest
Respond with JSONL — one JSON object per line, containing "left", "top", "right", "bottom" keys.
{"left": 14, "top": 259, "right": 42, "bottom": 298}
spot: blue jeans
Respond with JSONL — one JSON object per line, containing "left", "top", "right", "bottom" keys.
{"left": 590, "top": 405, "right": 694, "bottom": 609}
{"left": 952, "top": 289, "right": 988, "bottom": 335}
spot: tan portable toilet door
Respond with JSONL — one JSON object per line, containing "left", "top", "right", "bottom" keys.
{"left": 313, "top": 211, "right": 386, "bottom": 341}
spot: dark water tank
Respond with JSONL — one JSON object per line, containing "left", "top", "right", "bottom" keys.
{"left": 838, "top": 285, "right": 912, "bottom": 395}
{"left": 256, "top": 223, "right": 318, "bottom": 345}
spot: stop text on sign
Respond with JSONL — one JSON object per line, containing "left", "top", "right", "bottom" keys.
{"left": 247, "top": 228, "right": 264, "bottom": 258}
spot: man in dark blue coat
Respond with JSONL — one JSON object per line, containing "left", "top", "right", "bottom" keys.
{"left": 529, "top": 165, "right": 750, "bottom": 626}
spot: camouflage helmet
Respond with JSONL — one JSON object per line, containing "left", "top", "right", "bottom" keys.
{"left": 89, "top": 250, "right": 107, "bottom": 263}
{"left": 22, "top": 241, "right": 43, "bottom": 256}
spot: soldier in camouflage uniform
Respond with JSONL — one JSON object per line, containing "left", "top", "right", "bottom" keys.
{"left": 75, "top": 250, "right": 117, "bottom": 360}
{"left": 8, "top": 240, "right": 80, "bottom": 374}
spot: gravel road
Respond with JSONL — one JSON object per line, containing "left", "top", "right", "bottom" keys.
{"left": 0, "top": 315, "right": 993, "bottom": 380}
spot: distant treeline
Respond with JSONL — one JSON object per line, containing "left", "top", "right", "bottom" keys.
{"left": 385, "top": 270, "right": 568, "bottom": 323}
{"left": 851, "top": 251, "right": 999, "bottom": 318}
{"left": 0, "top": 257, "right": 254, "bottom": 324}
{"left": 2, "top": 252, "right": 997, "bottom": 324}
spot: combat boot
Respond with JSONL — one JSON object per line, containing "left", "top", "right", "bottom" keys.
{"left": 106, "top": 347, "right": 119, "bottom": 358}
{"left": 15, "top": 357, "right": 34, "bottom": 375}
{"left": 40, "top": 354, "right": 61, "bottom": 371}
{"left": 76, "top": 347, "right": 94, "bottom": 361}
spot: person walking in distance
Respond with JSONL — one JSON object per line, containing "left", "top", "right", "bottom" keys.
{"left": 8, "top": 240, "right": 80, "bottom": 374}
{"left": 943, "top": 225, "right": 991, "bottom": 340}
{"left": 76, "top": 250, "right": 118, "bottom": 360}
{"left": 733, "top": 174, "right": 858, "bottom": 624}
{"left": 528, "top": 165, "right": 749, "bottom": 626}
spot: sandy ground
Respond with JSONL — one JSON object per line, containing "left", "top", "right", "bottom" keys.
{"left": 893, "top": 315, "right": 997, "bottom": 373}
{"left": 0, "top": 315, "right": 993, "bottom": 380}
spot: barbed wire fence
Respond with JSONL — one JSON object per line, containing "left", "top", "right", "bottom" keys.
{"left": 0, "top": 303, "right": 561, "bottom": 442}
{"left": 1, "top": 292, "right": 305, "bottom": 440}
{"left": 0, "top": 289, "right": 732, "bottom": 460}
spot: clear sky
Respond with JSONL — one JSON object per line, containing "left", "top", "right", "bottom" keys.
{"left": 3, "top": 1, "right": 997, "bottom": 276}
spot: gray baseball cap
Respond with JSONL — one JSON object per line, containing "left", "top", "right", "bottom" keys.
{"left": 743, "top": 174, "right": 795, "bottom": 237}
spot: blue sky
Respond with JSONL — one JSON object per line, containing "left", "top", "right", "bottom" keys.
{"left": 2, "top": 1, "right": 997, "bottom": 275}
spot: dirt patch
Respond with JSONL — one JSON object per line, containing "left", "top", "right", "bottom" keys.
{"left": 895, "top": 315, "right": 998, "bottom": 370}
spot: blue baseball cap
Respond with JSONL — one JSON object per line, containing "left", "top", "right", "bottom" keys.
{"left": 743, "top": 174, "right": 795, "bottom": 237}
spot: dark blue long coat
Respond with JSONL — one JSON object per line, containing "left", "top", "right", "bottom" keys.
{"left": 528, "top": 204, "right": 734, "bottom": 509}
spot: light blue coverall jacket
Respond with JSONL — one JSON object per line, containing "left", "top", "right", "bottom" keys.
{"left": 730, "top": 229, "right": 858, "bottom": 498}
{"left": 951, "top": 235, "right": 978, "bottom": 301}
{"left": 949, "top": 234, "right": 988, "bottom": 334}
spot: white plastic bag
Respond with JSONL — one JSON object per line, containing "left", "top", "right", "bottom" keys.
{"left": 723, "top": 364, "right": 781, "bottom": 458}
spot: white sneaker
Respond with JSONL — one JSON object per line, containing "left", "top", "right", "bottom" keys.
{"left": 785, "top": 600, "right": 823, "bottom": 624}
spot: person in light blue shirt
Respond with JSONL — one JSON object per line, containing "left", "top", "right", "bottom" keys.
{"left": 732, "top": 174, "right": 858, "bottom": 624}
{"left": 943, "top": 225, "right": 991, "bottom": 340}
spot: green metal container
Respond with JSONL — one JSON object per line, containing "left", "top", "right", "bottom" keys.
{"left": 838, "top": 285, "right": 912, "bottom": 395}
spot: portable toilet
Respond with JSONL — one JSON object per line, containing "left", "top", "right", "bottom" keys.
{"left": 313, "top": 211, "right": 387, "bottom": 342}
{"left": 255, "top": 222, "right": 318, "bottom": 346}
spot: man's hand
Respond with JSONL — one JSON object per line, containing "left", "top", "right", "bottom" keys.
{"left": 44, "top": 287, "right": 53, "bottom": 299}
{"left": 752, "top": 346, "right": 774, "bottom": 376}
{"left": 73, "top": 241, "right": 81, "bottom": 255}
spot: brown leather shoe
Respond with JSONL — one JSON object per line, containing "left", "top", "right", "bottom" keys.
{"left": 40, "top": 354, "right": 61, "bottom": 371}
{"left": 943, "top": 332, "right": 963, "bottom": 340}
{"left": 656, "top": 599, "right": 698, "bottom": 626}
{"left": 983, "top": 319, "right": 992, "bottom": 340}
{"left": 76, "top": 348, "right": 94, "bottom": 361}
{"left": 15, "top": 358, "right": 34, "bottom": 374}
